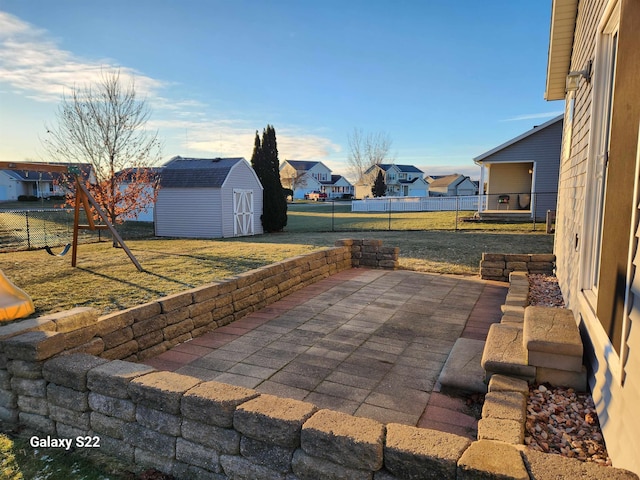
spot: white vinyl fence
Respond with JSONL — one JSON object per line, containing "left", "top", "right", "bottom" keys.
{"left": 351, "top": 195, "right": 486, "bottom": 212}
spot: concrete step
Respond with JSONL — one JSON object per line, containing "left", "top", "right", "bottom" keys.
{"left": 481, "top": 324, "right": 535, "bottom": 383}
{"left": 438, "top": 337, "right": 487, "bottom": 394}
{"left": 523, "top": 306, "right": 583, "bottom": 373}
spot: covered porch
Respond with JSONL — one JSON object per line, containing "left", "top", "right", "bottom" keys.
{"left": 476, "top": 161, "right": 535, "bottom": 220}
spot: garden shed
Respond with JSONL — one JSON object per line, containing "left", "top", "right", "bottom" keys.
{"left": 155, "top": 156, "right": 263, "bottom": 238}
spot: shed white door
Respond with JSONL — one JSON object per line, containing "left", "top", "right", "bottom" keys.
{"left": 233, "top": 189, "right": 254, "bottom": 236}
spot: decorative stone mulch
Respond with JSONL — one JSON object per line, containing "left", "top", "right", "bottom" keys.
{"left": 528, "top": 274, "right": 565, "bottom": 308}
{"left": 525, "top": 384, "right": 610, "bottom": 466}
{"left": 525, "top": 274, "right": 610, "bottom": 465}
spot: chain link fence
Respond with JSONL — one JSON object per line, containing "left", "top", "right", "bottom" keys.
{"left": 0, "top": 209, "right": 153, "bottom": 253}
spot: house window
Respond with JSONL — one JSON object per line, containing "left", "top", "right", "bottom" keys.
{"left": 582, "top": 1, "right": 619, "bottom": 303}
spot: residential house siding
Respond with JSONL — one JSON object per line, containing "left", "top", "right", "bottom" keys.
{"left": 551, "top": 0, "right": 640, "bottom": 473}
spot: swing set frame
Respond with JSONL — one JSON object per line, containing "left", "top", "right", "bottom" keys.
{"left": 0, "top": 162, "right": 143, "bottom": 271}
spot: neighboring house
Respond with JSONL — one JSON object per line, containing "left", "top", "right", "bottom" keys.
{"left": 545, "top": 0, "right": 640, "bottom": 474}
{"left": 359, "top": 164, "right": 428, "bottom": 198}
{"left": 322, "top": 175, "right": 353, "bottom": 199}
{"left": 427, "top": 174, "right": 478, "bottom": 197}
{"left": 279, "top": 160, "right": 353, "bottom": 200}
{"left": 473, "top": 114, "right": 563, "bottom": 219}
{"left": 116, "top": 167, "right": 161, "bottom": 222}
{"left": 0, "top": 163, "right": 93, "bottom": 201}
{"left": 155, "top": 156, "right": 263, "bottom": 238}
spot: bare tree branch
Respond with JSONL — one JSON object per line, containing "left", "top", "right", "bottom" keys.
{"left": 347, "top": 128, "right": 394, "bottom": 183}
{"left": 42, "top": 68, "right": 163, "bottom": 234}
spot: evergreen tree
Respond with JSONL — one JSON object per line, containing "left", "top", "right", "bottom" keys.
{"left": 251, "top": 125, "right": 287, "bottom": 232}
{"left": 372, "top": 170, "right": 387, "bottom": 197}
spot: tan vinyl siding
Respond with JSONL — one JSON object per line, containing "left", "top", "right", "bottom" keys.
{"left": 554, "top": 0, "right": 640, "bottom": 473}
{"left": 155, "top": 188, "right": 222, "bottom": 238}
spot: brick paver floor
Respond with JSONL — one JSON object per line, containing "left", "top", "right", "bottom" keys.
{"left": 143, "top": 268, "right": 507, "bottom": 437}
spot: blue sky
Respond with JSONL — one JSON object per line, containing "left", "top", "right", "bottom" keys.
{"left": 0, "top": 1, "right": 562, "bottom": 180}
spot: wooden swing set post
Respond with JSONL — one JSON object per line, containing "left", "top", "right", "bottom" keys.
{"left": 0, "top": 162, "right": 143, "bottom": 272}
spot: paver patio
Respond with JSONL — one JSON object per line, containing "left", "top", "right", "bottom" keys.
{"left": 143, "top": 268, "right": 506, "bottom": 438}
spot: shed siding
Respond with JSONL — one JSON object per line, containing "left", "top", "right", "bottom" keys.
{"left": 220, "top": 162, "right": 264, "bottom": 238}
{"left": 554, "top": 0, "right": 640, "bottom": 474}
{"left": 155, "top": 189, "right": 222, "bottom": 238}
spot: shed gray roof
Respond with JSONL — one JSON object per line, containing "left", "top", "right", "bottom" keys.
{"left": 159, "top": 156, "right": 246, "bottom": 188}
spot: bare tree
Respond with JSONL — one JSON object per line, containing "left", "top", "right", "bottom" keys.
{"left": 42, "top": 69, "right": 162, "bottom": 239}
{"left": 347, "top": 128, "right": 394, "bottom": 183}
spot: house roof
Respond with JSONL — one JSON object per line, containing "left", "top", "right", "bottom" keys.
{"left": 320, "top": 175, "right": 352, "bottom": 186}
{"left": 282, "top": 160, "right": 327, "bottom": 172}
{"left": 365, "top": 164, "right": 424, "bottom": 174}
{"left": 428, "top": 174, "right": 466, "bottom": 188}
{"left": 2, "top": 162, "right": 93, "bottom": 182}
{"left": 473, "top": 115, "right": 564, "bottom": 164}
{"left": 159, "top": 156, "right": 246, "bottom": 188}
{"left": 545, "top": 0, "right": 579, "bottom": 101}
{"left": 116, "top": 167, "right": 162, "bottom": 183}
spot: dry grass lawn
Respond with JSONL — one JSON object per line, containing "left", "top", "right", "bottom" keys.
{"left": 1, "top": 230, "right": 553, "bottom": 318}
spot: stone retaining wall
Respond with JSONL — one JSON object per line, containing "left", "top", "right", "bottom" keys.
{"left": 480, "top": 253, "right": 555, "bottom": 282}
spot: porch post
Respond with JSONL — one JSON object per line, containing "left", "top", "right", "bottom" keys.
{"left": 478, "top": 165, "right": 485, "bottom": 215}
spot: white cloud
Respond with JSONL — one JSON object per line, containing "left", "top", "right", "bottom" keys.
{"left": 149, "top": 118, "right": 342, "bottom": 162}
{"left": 0, "top": 11, "right": 163, "bottom": 102}
{"left": 502, "top": 111, "right": 564, "bottom": 122}
{"left": 0, "top": 11, "right": 342, "bottom": 166}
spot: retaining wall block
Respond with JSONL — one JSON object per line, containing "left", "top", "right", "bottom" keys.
{"left": 123, "top": 422, "right": 176, "bottom": 457}
{"left": 384, "top": 423, "right": 471, "bottom": 480}
{"left": 95, "top": 310, "right": 135, "bottom": 336}
{"left": 173, "top": 463, "right": 227, "bottom": 480}
{"left": 90, "top": 411, "right": 126, "bottom": 439}
{"left": 17, "top": 395, "right": 48, "bottom": 415}
{"left": 158, "top": 291, "right": 193, "bottom": 314}
{"left": 182, "top": 381, "right": 258, "bottom": 428}
{"left": 101, "top": 340, "right": 139, "bottom": 361}
{"left": 102, "top": 327, "right": 134, "bottom": 350}
{"left": 291, "top": 449, "right": 371, "bottom": 480}
{"left": 481, "top": 391, "right": 527, "bottom": 424}
{"left": 49, "top": 404, "right": 91, "bottom": 430}
{"left": 88, "top": 392, "right": 136, "bottom": 421}
{"left": 131, "top": 316, "right": 167, "bottom": 338}
{"left": 136, "top": 403, "right": 181, "bottom": 436}
{"left": 128, "top": 371, "right": 201, "bottom": 415}
{"left": 181, "top": 418, "right": 241, "bottom": 455}
{"left": 100, "top": 435, "right": 135, "bottom": 463}
{"left": 131, "top": 302, "right": 162, "bottom": 322}
{"left": 176, "top": 437, "right": 222, "bottom": 474}
{"left": 56, "top": 422, "right": 89, "bottom": 439}
{"left": 19, "top": 411, "right": 55, "bottom": 434}
{"left": 457, "top": 440, "right": 528, "bottom": 480}
{"left": 38, "top": 307, "right": 99, "bottom": 333}
{"left": 240, "top": 436, "right": 295, "bottom": 474}
{"left": 234, "top": 394, "right": 316, "bottom": 448}
{"left": 0, "top": 317, "right": 56, "bottom": 341}
{"left": 133, "top": 447, "right": 176, "bottom": 476}
{"left": 301, "top": 409, "right": 384, "bottom": 471}
{"left": 10, "top": 377, "right": 46, "bottom": 397}
{"left": 47, "top": 384, "right": 89, "bottom": 411}
{"left": 7, "top": 359, "right": 43, "bottom": 380}
{"left": 88, "top": 360, "right": 156, "bottom": 398}
{"left": 65, "top": 338, "right": 105, "bottom": 357}
{"left": 482, "top": 253, "right": 505, "bottom": 261}
{"left": 2, "top": 331, "right": 66, "bottom": 361}
{"left": 63, "top": 325, "right": 100, "bottom": 350}
{"left": 220, "top": 454, "right": 288, "bottom": 480}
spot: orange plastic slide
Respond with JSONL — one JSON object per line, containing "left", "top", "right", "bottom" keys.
{"left": 0, "top": 269, "right": 35, "bottom": 322}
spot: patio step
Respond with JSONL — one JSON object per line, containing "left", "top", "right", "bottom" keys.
{"left": 438, "top": 338, "right": 487, "bottom": 394}
{"left": 481, "top": 324, "right": 535, "bottom": 383}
